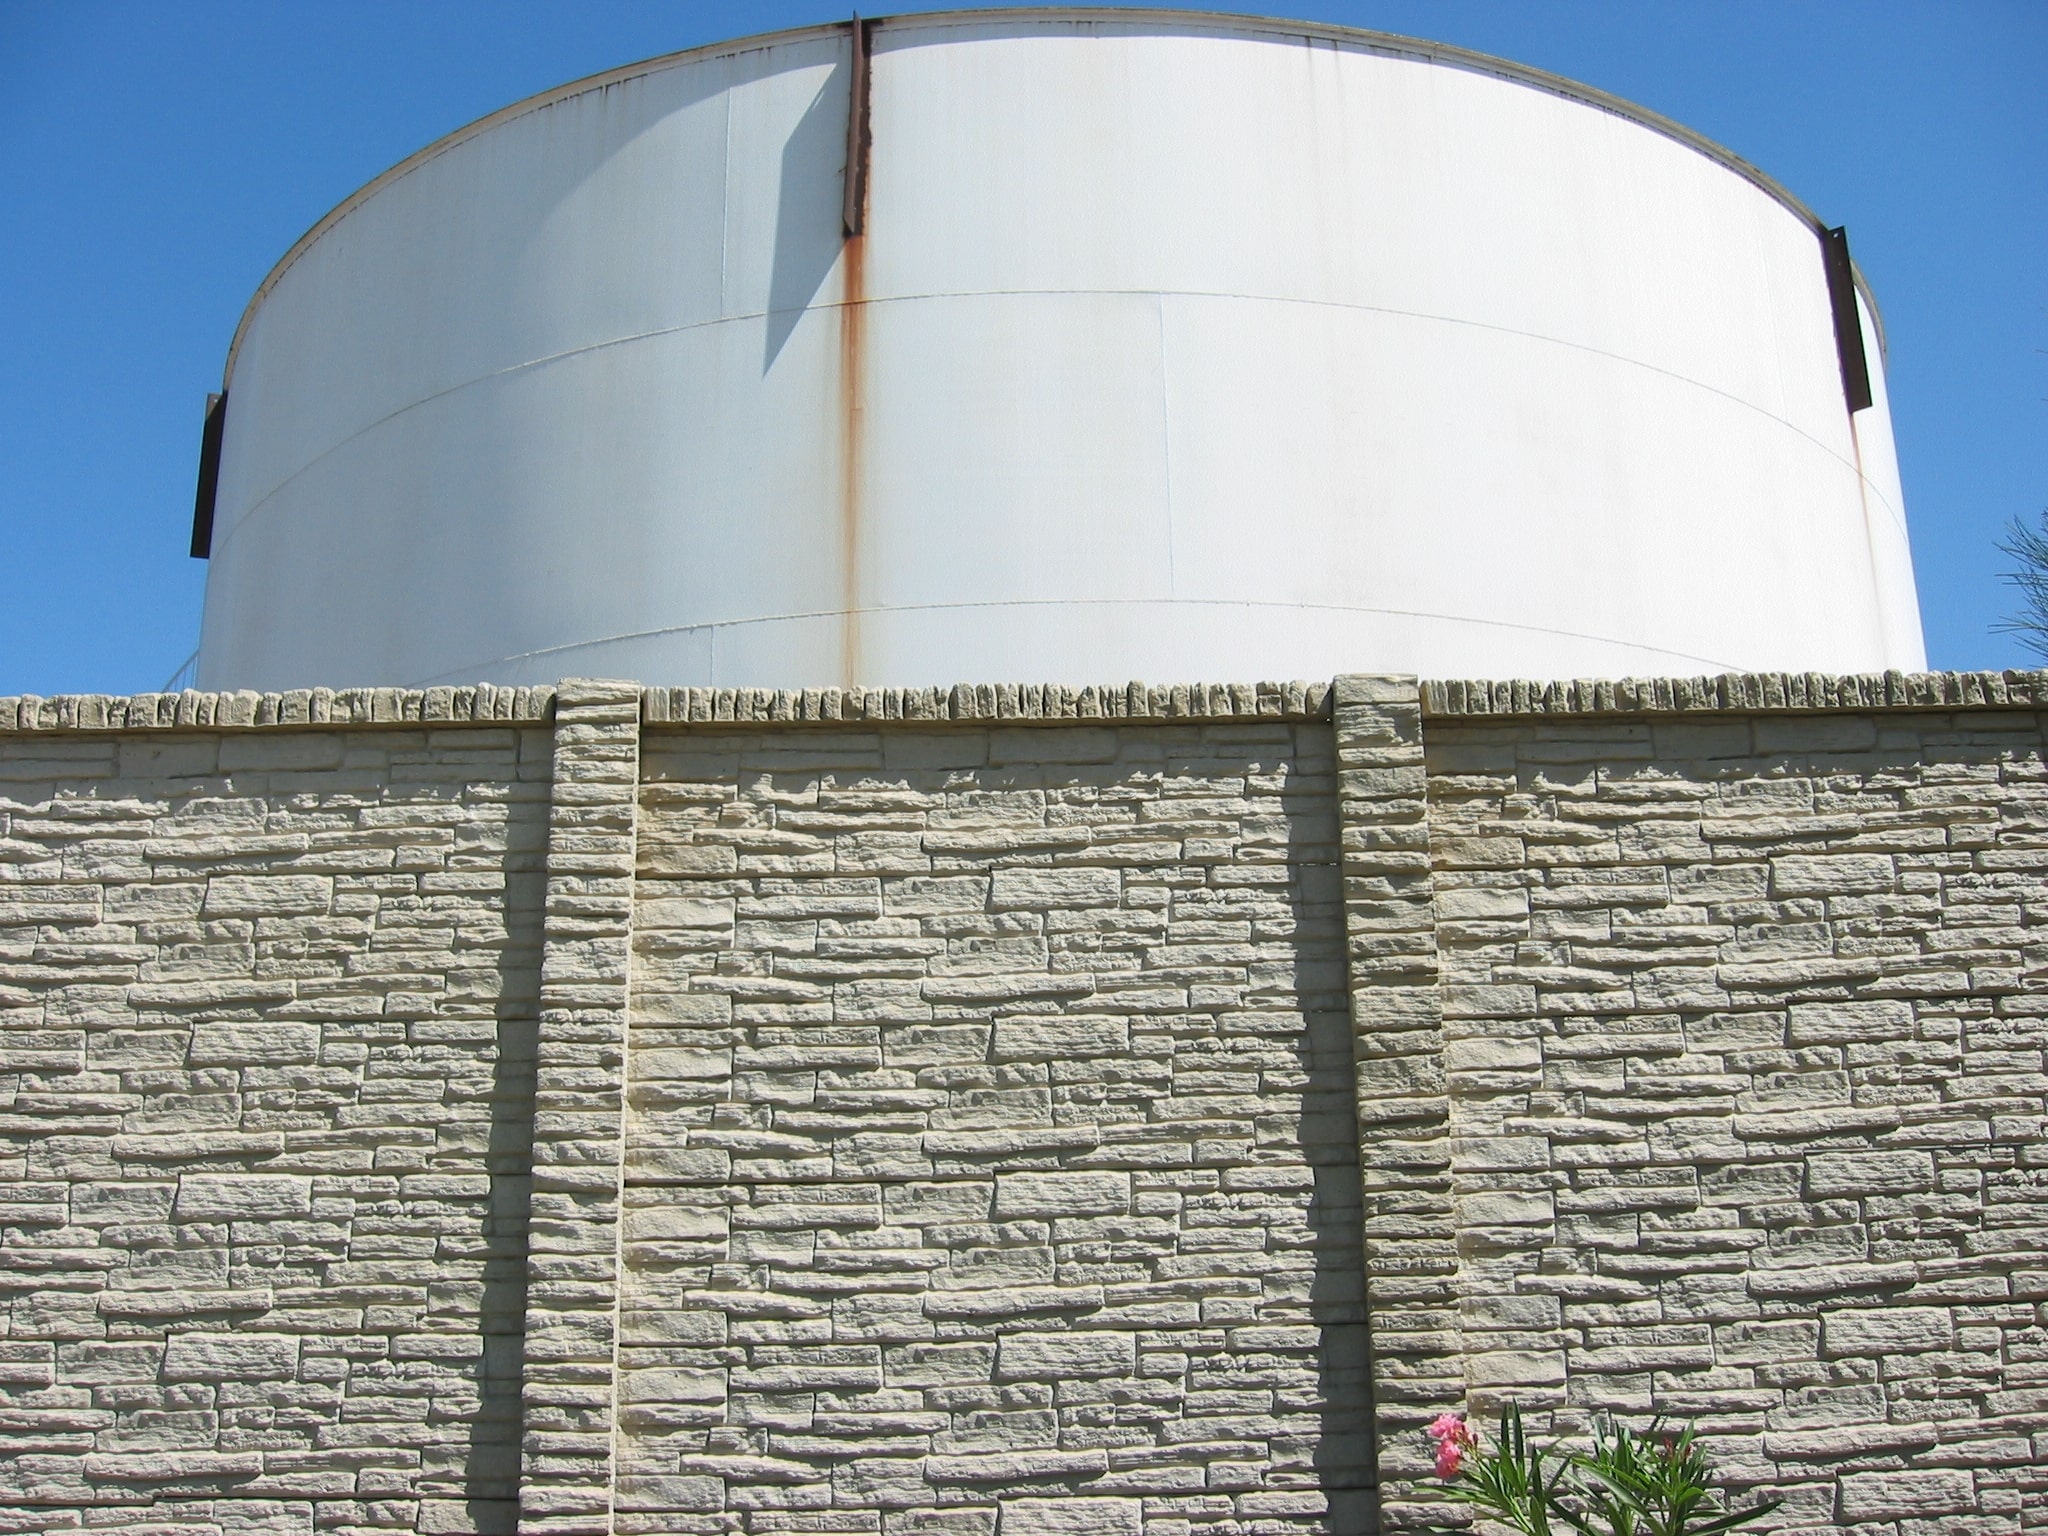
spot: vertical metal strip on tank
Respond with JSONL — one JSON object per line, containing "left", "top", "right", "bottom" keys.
{"left": 842, "top": 15, "right": 873, "bottom": 238}
{"left": 1820, "top": 226, "right": 1874, "bottom": 414}
{"left": 189, "top": 392, "right": 226, "bottom": 558}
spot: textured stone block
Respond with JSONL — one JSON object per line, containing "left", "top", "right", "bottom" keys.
{"left": 989, "top": 1018, "right": 1129, "bottom": 1060}
{"left": 1838, "top": 1468, "right": 1975, "bottom": 1518}
{"left": 1770, "top": 854, "right": 1896, "bottom": 895}
{"left": 1786, "top": 1000, "right": 1914, "bottom": 1044}
{"left": 930, "top": 1450, "right": 1109, "bottom": 1482}
{"left": 992, "top": 1172, "right": 1131, "bottom": 1218}
{"left": 218, "top": 1502, "right": 316, "bottom": 1536}
{"left": 998, "top": 1498, "right": 1141, "bottom": 1536}
{"left": 173, "top": 1174, "right": 313, "bottom": 1219}
{"left": 161, "top": 1332, "right": 299, "bottom": 1380}
{"left": 995, "top": 1331, "right": 1137, "bottom": 1380}
{"left": 1808, "top": 1151, "right": 1937, "bottom": 1197}
{"left": 201, "top": 873, "right": 333, "bottom": 915}
{"left": 989, "top": 869, "right": 1121, "bottom": 909}
{"left": 188, "top": 1022, "right": 322, "bottom": 1064}
{"left": 618, "top": 1368, "right": 726, "bottom": 1404}
{"left": 1823, "top": 1306, "right": 1953, "bottom": 1356}
{"left": 83, "top": 1450, "right": 265, "bottom": 1479}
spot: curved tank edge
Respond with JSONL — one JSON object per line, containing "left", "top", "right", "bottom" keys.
{"left": 214, "top": 5, "right": 1888, "bottom": 391}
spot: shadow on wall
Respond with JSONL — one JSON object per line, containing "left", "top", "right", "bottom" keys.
{"left": 1285, "top": 768, "right": 1377, "bottom": 1535}
{"left": 463, "top": 788, "right": 549, "bottom": 1534}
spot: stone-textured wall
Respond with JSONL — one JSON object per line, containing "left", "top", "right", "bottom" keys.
{"left": 618, "top": 718, "right": 1368, "bottom": 1535}
{"left": 0, "top": 717, "right": 550, "bottom": 1536}
{"left": 0, "top": 673, "right": 2043, "bottom": 1536}
{"left": 1426, "top": 701, "right": 2048, "bottom": 1533}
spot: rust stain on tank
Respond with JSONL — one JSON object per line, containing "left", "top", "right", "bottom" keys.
{"left": 839, "top": 230, "right": 866, "bottom": 690}
{"left": 837, "top": 16, "right": 874, "bottom": 690}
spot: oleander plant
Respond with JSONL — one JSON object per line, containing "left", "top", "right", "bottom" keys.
{"left": 1427, "top": 1404, "right": 1780, "bottom": 1536}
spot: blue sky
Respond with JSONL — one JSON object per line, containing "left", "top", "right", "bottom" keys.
{"left": 2, "top": 0, "right": 2042, "bottom": 693}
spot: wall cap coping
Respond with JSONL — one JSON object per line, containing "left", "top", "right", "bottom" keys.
{"left": 6, "top": 671, "right": 2043, "bottom": 735}
{"left": 0, "top": 684, "right": 555, "bottom": 733}
{"left": 640, "top": 680, "right": 1332, "bottom": 725}
{"left": 1421, "top": 669, "right": 2048, "bottom": 718}
{"left": 0, "top": 679, "right": 1329, "bottom": 734}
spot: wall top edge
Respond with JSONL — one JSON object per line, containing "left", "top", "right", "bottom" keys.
{"left": 2, "top": 671, "right": 2043, "bottom": 736}
{"left": 638, "top": 680, "right": 1334, "bottom": 726}
{"left": 0, "top": 679, "right": 1333, "bottom": 734}
{"left": 0, "top": 683, "right": 559, "bottom": 734}
{"left": 1419, "top": 669, "right": 2048, "bottom": 718}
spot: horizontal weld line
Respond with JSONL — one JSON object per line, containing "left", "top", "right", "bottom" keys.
{"left": 215, "top": 287, "right": 1877, "bottom": 558}
{"left": 415, "top": 597, "right": 1736, "bottom": 688}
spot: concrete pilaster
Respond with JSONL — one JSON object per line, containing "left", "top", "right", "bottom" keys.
{"left": 1331, "top": 675, "right": 1466, "bottom": 1531}
{"left": 520, "top": 680, "right": 642, "bottom": 1535}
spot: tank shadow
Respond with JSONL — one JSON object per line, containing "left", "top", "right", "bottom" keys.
{"left": 765, "top": 46, "right": 855, "bottom": 372}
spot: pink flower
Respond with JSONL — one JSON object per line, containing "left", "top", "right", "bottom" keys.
{"left": 1425, "top": 1412, "right": 1475, "bottom": 1480}
{"left": 1426, "top": 1413, "right": 1467, "bottom": 1444}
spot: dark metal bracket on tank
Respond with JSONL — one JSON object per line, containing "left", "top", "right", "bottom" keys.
{"left": 843, "top": 14, "right": 876, "bottom": 238}
{"left": 1820, "top": 225, "right": 1873, "bottom": 415}
{"left": 189, "top": 392, "right": 226, "bottom": 559}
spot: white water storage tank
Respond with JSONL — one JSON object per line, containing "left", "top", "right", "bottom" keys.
{"left": 194, "top": 9, "right": 1924, "bottom": 691}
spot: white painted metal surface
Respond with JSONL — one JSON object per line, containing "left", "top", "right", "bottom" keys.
{"left": 196, "top": 10, "right": 1925, "bottom": 690}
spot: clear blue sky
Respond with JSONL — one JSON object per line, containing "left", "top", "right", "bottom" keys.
{"left": 2, "top": 1, "right": 2042, "bottom": 693}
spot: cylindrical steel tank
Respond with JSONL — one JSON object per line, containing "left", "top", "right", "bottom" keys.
{"left": 195, "top": 9, "right": 1924, "bottom": 690}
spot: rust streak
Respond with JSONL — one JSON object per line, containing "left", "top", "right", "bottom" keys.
{"left": 837, "top": 16, "right": 874, "bottom": 691}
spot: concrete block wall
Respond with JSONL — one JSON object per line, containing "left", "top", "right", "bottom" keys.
{"left": 0, "top": 688, "right": 554, "bottom": 1536}
{"left": 0, "top": 671, "right": 2043, "bottom": 1535}
{"left": 1422, "top": 689, "right": 2048, "bottom": 1534}
{"left": 615, "top": 715, "right": 1368, "bottom": 1536}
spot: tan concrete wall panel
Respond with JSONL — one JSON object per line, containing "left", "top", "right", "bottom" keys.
{"left": 0, "top": 724, "right": 550, "bottom": 1535}
{"left": 620, "top": 722, "right": 1369, "bottom": 1534}
{"left": 1426, "top": 706, "right": 2048, "bottom": 1528}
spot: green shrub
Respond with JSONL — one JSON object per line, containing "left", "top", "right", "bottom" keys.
{"left": 1427, "top": 1404, "right": 1780, "bottom": 1536}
